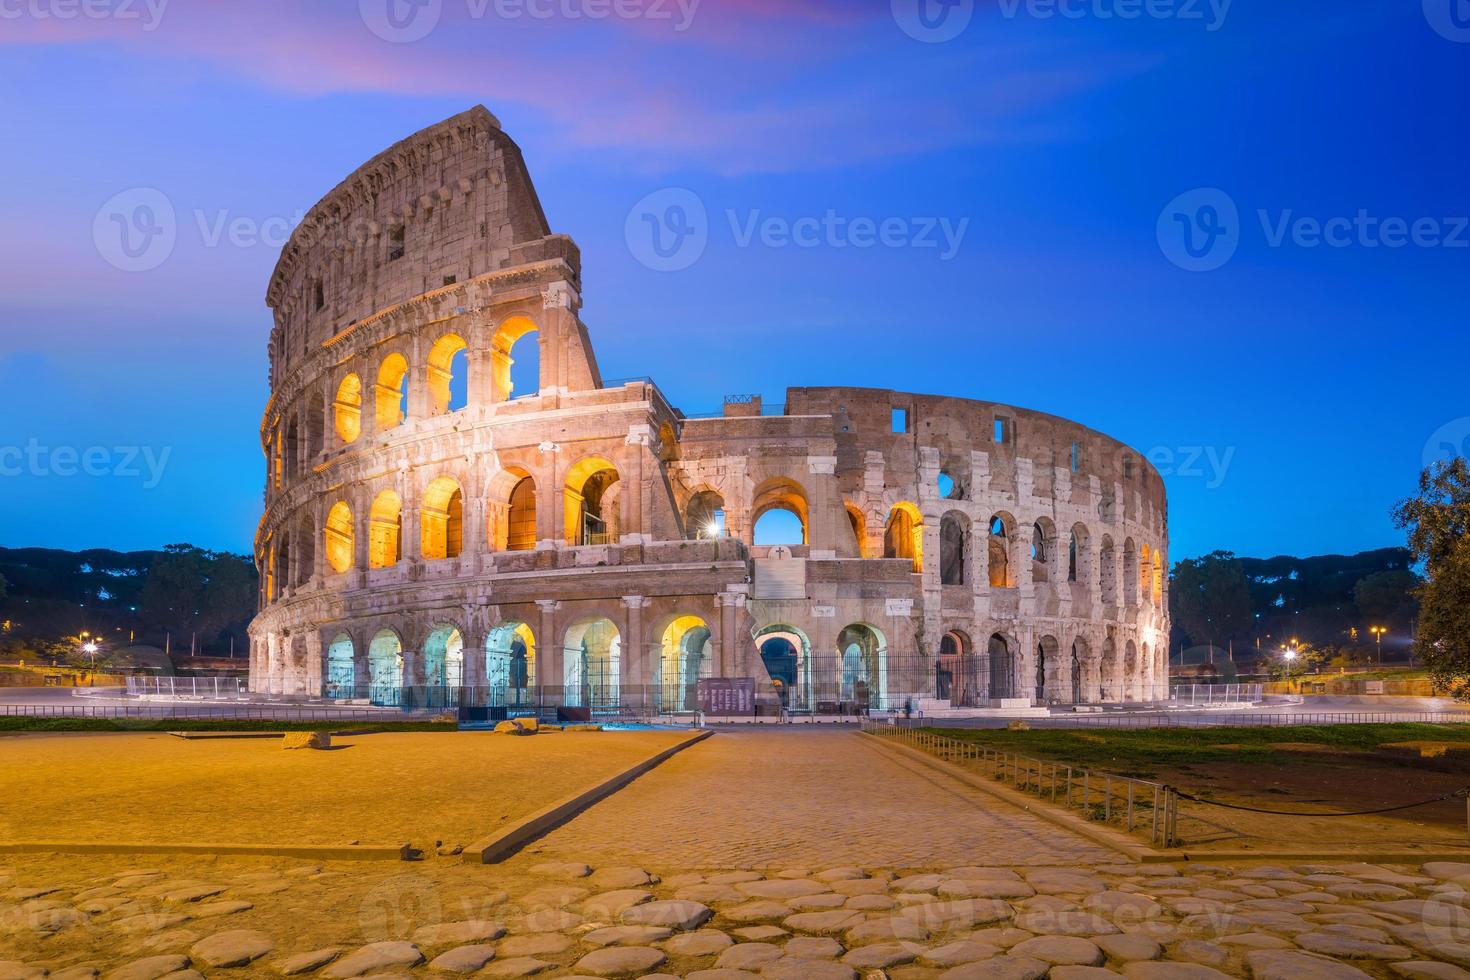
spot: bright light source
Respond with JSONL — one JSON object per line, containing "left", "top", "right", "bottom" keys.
{"left": 82, "top": 643, "right": 98, "bottom": 653}
{"left": 705, "top": 523, "right": 721, "bottom": 538}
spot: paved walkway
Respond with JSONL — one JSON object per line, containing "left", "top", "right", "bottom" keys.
{"left": 525, "top": 729, "right": 1115, "bottom": 869}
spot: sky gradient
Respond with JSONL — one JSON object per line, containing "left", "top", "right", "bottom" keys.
{"left": 1, "top": 0, "right": 1464, "bottom": 562}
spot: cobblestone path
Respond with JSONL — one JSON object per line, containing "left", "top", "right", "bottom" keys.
{"left": 525, "top": 729, "right": 1116, "bottom": 869}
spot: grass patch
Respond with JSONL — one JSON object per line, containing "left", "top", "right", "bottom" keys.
{"left": 0, "top": 717, "right": 456, "bottom": 734}
{"left": 923, "top": 723, "right": 1470, "bottom": 778}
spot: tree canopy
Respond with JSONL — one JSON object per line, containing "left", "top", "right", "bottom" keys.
{"left": 1394, "top": 458, "right": 1470, "bottom": 697}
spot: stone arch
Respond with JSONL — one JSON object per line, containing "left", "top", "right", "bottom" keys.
{"left": 305, "top": 393, "right": 325, "bottom": 460}
{"left": 420, "top": 476, "right": 464, "bottom": 560}
{"left": 326, "top": 632, "right": 355, "bottom": 698}
{"left": 486, "top": 621, "right": 536, "bottom": 705}
{"left": 324, "top": 501, "right": 354, "bottom": 574}
{"left": 1123, "top": 537, "right": 1139, "bottom": 605}
{"left": 274, "top": 534, "right": 290, "bottom": 601}
{"left": 686, "top": 488, "right": 726, "bottom": 540}
{"left": 754, "top": 623, "right": 811, "bottom": 710}
{"left": 657, "top": 423, "right": 678, "bottom": 463}
{"left": 294, "top": 511, "right": 315, "bottom": 588}
{"left": 488, "top": 467, "right": 536, "bottom": 551}
{"left": 1152, "top": 550, "right": 1165, "bottom": 606}
{"left": 987, "top": 632, "right": 1017, "bottom": 700}
{"left": 284, "top": 415, "right": 300, "bottom": 483}
{"left": 334, "top": 373, "right": 362, "bottom": 445}
{"left": 368, "top": 627, "right": 404, "bottom": 703}
{"left": 836, "top": 623, "right": 887, "bottom": 708}
{"left": 751, "top": 477, "right": 808, "bottom": 546}
{"left": 422, "top": 624, "right": 465, "bottom": 688}
{"left": 939, "top": 510, "right": 970, "bottom": 586}
{"left": 427, "top": 332, "right": 469, "bottom": 415}
{"left": 491, "top": 314, "right": 539, "bottom": 401}
{"left": 1032, "top": 517, "right": 1057, "bottom": 583}
{"left": 1035, "top": 634, "right": 1061, "bottom": 703}
{"left": 375, "top": 352, "right": 409, "bottom": 431}
{"left": 564, "top": 455, "right": 621, "bottom": 545}
{"left": 1125, "top": 638, "right": 1139, "bottom": 702}
{"left": 658, "top": 614, "right": 713, "bottom": 713}
{"left": 937, "top": 628, "right": 973, "bottom": 704}
{"left": 844, "top": 502, "right": 869, "bottom": 558}
{"left": 1070, "top": 636, "right": 1090, "bottom": 703}
{"left": 1100, "top": 534, "right": 1117, "bottom": 603}
{"left": 883, "top": 502, "right": 923, "bottom": 572}
{"left": 368, "top": 489, "right": 402, "bottom": 568}
{"left": 1101, "top": 635, "right": 1119, "bottom": 702}
{"left": 563, "top": 616, "right": 621, "bottom": 709}
{"left": 988, "top": 512, "right": 1017, "bottom": 588}
{"left": 1139, "top": 544, "right": 1153, "bottom": 602}
{"left": 937, "top": 460, "right": 966, "bottom": 500}
{"left": 1068, "top": 523, "right": 1089, "bottom": 583}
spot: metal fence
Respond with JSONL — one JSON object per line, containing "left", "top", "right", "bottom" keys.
{"left": 863, "top": 721, "right": 1177, "bottom": 847}
{"left": 0, "top": 702, "right": 407, "bottom": 722}
{"left": 1029, "top": 710, "right": 1470, "bottom": 728}
{"left": 125, "top": 677, "right": 249, "bottom": 699}
{"left": 1169, "top": 683, "right": 1263, "bottom": 704}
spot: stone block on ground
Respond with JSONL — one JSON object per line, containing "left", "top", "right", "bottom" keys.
{"left": 281, "top": 732, "right": 331, "bottom": 750}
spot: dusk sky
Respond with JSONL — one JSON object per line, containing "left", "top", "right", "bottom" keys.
{"left": 1, "top": 0, "right": 1464, "bottom": 563}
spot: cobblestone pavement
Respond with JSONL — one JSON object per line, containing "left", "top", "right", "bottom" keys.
{"left": 526, "top": 730, "right": 1114, "bottom": 869}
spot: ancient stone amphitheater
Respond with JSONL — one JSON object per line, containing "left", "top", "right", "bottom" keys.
{"left": 248, "top": 106, "right": 1169, "bottom": 716}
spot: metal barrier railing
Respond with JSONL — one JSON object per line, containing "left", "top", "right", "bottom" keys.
{"left": 0, "top": 703, "right": 415, "bottom": 722}
{"left": 862, "top": 721, "right": 1178, "bottom": 847}
{"left": 1169, "top": 683, "right": 1262, "bottom": 704}
{"left": 126, "top": 677, "right": 249, "bottom": 699}
{"left": 1042, "top": 711, "right": 1470, "bottom": 728}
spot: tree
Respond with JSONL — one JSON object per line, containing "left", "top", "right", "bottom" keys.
{"left": 1394, "top": 459, "right": 1470, "bottom": 697}
{"left": 1170, "top": 551, "right": 1252, "bottom": 650}
{"left": 1353, "top": 569, "right": 1420, "bottom": 623}
{"left": 137, "top": 544, "right": 257, "bottom": 653}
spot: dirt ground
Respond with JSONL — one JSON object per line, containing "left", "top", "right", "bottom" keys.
{"left": 1162, "top": 747, "right": 1470, "bottom": 851}
{"left": 0, "top": 730, "right": 687, "bottom": 851}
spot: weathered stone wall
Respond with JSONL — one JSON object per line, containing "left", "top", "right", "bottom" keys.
{"left": 249, "top": 107, "right": 1170, "bottom": 710}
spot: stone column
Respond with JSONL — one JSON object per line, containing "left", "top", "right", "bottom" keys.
{"left": 536, "top": 600, "right": 562, "bottom": 703}
{"left": 622, "top": 426, "right": 651, "bottom": 542}
{"left": 304, "top": 631, "right": 324, "bottom": 697}
{"left": 717, "top": 592, "right": 740, "bottom": 677}
{"left": 806, "top": 455, "right": 838, "bottom": 558}
{"left": 620, "top": 596, "right": 649, "bottom": 712}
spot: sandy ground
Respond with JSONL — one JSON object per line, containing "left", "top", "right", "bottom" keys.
{"left": 0, "top": 730, "right": 686, "bottom": 850}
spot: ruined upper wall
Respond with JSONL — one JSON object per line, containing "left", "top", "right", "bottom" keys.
{"left": 265, "top": 106, "right": 576, "bottom": 379}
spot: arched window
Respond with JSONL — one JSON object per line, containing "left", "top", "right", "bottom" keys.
{"left": 294, "top": 514, "right": 315, "bottom": 588}
{"left": 324, "top": 501, "right": 354, "bottom": 573}
{"left": 564, "top": 457, "right": 620, "bottom": 545}
{"left": 326, "top": 633, "right": 355, "bottom": 699}
{"left": 306, "top": 397, "right": 325, "bottom": 459}
{"left": 507, "top": 474, "right": 536, "bottom": 551}
{"left": 659, "top": 615, "right": 712, "bottom": 712}
{"left": 883, "top": 503, "right": 922, "bottom": 572}
{"left": 1123, "top": 539, "right": 1139, "bottom": 604}
{"left": 988, "top": 515, "right": 1012, "bottom": 588}
{"left": 1152, "top": 551, "right": 1164, "bottom": 605}
{"left": 837, "top": 624, "right": 887, "bottom": 707}
{"left": 1100, "top": 535, "right": 1117, "bottom": 603}
{"left": 563, "top": 617, "right": 621, "bottom": 709}
{"left": 938, "top": 469, "right": 963, "bottom": 500}
{"left": 1068, "top": 528, "right": 1082, "bottom": 582}
{"left": 427, "top": 333, "right": 468, "bottom": 415}
{"left": 487, "top": 622, "right": 536, "bottom": 705}
{"left": 375, "top": 353, "right": 409, "bottom": 431}
{"left": 368, "top": 629, "right": 403, "bottom": 703}
{"left": 423, "top": 626, "right": 464, "bottom": 687}
{"left": 687, "top": 490, "right": 726, "bottom": 539}
{"left": 420, "top": 477, "right": 464, "bottom": 560}
{"left": 751, "top": 478, "right": 808, "bottom": 546}
{"left": 845, "top": 504, "right": 868, "bottom": 557}
{"left": 284, "top": 416, "right": 300, "bottom": 483}
{"left": 334, "top": 373, "right": 362, "bottom": 445}
{"left": 940, "top": 512, "right": 968, "bottom": 586}
{"left": 491, "top": 316, "right": 539, "bottom": 401}
{"left": 988, "top": 633, "right": 1014, "bottom": 699}
{"left": 368, "top": 490, "right": 402, "bottom": 568}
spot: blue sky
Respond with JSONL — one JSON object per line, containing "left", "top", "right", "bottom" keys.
{"left": 0, "top": 0, "right": 1464, "bottom": 562}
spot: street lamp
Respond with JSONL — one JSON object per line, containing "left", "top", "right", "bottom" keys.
{"left": 82, "top": 641, "right": 98, "bottom": 670}
{"left": 1370, "top": 626, "right": 1386, "bottom": 666}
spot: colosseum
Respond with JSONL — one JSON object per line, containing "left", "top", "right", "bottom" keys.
{"left": 248, "top": 106, "right": 1170, "bottom": 718}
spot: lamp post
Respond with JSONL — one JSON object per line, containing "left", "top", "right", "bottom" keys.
{"left": 1370, "top": 626, "right": 1386, "bottom": 666}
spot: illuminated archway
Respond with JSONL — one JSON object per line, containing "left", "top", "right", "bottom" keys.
{"left": 659, "top": 615, "right": 712, "bottom": 712}
{"left": 326, "top": 632, "right": 354, "bottom": 699}
{"left": 491, "top": 315, "right": 539, "bottom": 401}
{"left": 988, "top": 513, "right": 1015, "bottom": 588}
{"left": 564, "top": 456, "right": 620, "bottom": 545}
{"left": 486, "top": 622, "right": 536, "bottom": 706}
{"left": 368, "top": 490, "right": 402, "bottom": 568}
{"left": 423, "top": 626, "right": 464, "bottom": 688}
{"left": 324, "top": 501, "right": 354, "bottom": 574}
{"left": 883, "top": 502, "right": 923, "bottom": 572}
{"left": 755, "top": 624, "right": 811, "bottom": 710}
{"left": 334, "top": 374, "right": 362, "bottom": 445}
{"left": 420, "top": 476, "right": 464, "bottom": 560}
{"left": 563, "top": 617, "right": 621, "bottom": 709}
{"left": 836, "top": 623, "right": 887, "bottom": 708}
{"left": 368, "top": 628, "right": 403, "bottom": 703}
{"left": 375, "top": 353, "right": 409, "bottom": 431}
{"left": 844, "top": 503, "right": 868, "bottom": 557}
{"left": 427, "top": 333, "right": 469, "bottom": 415}
{"left": 686, "top": 489, "right": 726, "bottom": 540}
{"left": 751, "top": 477, "right": 808, "bottom": 546}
